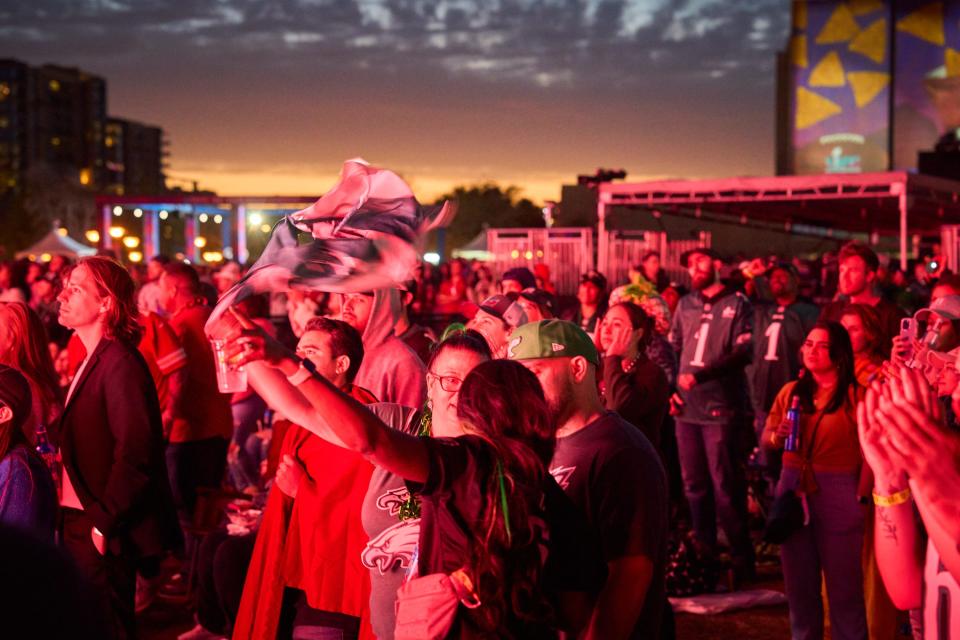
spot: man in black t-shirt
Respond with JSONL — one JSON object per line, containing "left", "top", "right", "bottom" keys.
{"left": 510, "top": 320, "right": 668, "bottom": 640}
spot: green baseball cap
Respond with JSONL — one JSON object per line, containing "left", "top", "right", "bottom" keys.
{"left": 507, "top": 320, "right": 599, "bottom": 365}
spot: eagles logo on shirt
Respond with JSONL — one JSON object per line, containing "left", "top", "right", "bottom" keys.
{"left": 362, "top": 518, "right": 420, "bottom": 575}
{"left": 376, "top": 487, "right": 411, "bottom": 516}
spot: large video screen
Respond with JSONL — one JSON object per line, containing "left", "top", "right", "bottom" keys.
{"left": 790, "top": 0, "right": 891, "bottom": 174}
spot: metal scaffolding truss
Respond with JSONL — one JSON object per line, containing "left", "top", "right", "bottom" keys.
{"left": 597, "top": 171, "right": 960, "bottom": 270}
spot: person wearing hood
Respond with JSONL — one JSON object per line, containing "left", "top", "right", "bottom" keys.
{"left": 341, "top": 290, "right": 426, "bottom": 409}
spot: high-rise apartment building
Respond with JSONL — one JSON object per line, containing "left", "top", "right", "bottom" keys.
{"left": 0, "top": 58, "right": 166, "bottom": 196}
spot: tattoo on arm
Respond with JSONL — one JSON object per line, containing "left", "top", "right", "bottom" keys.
{"left": 878, "top": 508, "right": 899, "bottom": 545}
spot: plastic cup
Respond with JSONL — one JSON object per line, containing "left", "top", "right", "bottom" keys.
{"left": 210, "top": 338, "right": 248, "bottom": 394}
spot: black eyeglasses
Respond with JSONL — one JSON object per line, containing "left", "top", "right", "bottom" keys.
{"left": 426, "top": 371, "right": 463, "bottom": 392}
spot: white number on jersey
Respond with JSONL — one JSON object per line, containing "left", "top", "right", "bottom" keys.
{"left": 690, "top": 321, "right": 710, "bottom": 367}
{"left": 764, "top": 322, "right": 782, "bottom": 362}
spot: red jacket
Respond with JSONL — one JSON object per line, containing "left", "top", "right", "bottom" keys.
{"left": 234, "top": 384, "right": 377, "bottom": 640}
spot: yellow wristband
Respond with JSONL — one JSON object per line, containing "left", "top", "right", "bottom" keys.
{"left": 873, "top": 488, "right": 912, "bottom": 507}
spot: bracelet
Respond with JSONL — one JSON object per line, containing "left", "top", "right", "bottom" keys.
{"left": 286, "top": 359, "right": 316, "bottom": 386}
{"left": 873, "top": 487, "right": 912, "bottom": 507}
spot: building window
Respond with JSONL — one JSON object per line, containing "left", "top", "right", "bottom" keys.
{"left": 49, "top": 79, "right": 61, "bottom": 92}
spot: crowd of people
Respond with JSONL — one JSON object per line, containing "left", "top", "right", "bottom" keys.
{"left": 0, "top": 238, "right": 958, "bottom": 640}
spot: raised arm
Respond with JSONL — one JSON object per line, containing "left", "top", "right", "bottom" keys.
{"left": 859, "top": 382, "right": 923, "bottom": 609}
{"left": 876, "top": 368, "right": 960, "bottom": 583}
{"left": 226, "top": 308, "right": 429, "bottom": 482}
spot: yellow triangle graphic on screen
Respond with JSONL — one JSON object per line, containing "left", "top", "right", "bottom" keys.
{"left": 896, "top": 2, "right": 945, "bottom": 46}
{"left": 810, "top": 51, "right": 847, "bottom": 87}
{"left": 816, "top": 3, "right": 860, "bottom": 44}
{"left": 791, "top": 34, "right": 809, "bottom": 68}
{"left": 796, "top": 87, "right": 843, "bottom": 129}
{"left": 849, "top": 18, "right": 887, "bottom": 64}
{"left": 848, "top": 71, "right": 890, "bottom": 107}
{"left": 794, "top": 1, "right": 808, "bottom": 30}
{"left": 850, "top": 0, "right": 883, "bottom": 16}
{"left": 947, "top": 48, "right": 960, "bottom": 77}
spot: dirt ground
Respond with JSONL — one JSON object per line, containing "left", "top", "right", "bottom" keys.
{"left": 142, "top": 566, "right": 793, "bottom": 639}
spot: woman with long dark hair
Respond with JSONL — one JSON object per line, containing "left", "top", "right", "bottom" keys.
{"left": 596, "top": 302, "right": 670, "bottom": 450}
{"left": 223, "top": 324, "right": 494, "bottom": 638}
{"left": 226, "top": 313, "right": 602, "bottom": 638}
{"left": 764, "top": 321, "right": 867, "bottom": 640}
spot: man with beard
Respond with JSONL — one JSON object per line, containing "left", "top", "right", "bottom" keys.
{"left": 669, "top": 248, "right": 755, "bottom": 579}
{"left": 747, "top": 263, "right": 819, "bottom": 482}
{"left": 509, "top": 320, "right": 668, "bottom": 639}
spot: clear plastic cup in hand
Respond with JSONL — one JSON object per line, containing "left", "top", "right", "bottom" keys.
{"left": 210, "top": 338, "right": 248, "bottom": 393}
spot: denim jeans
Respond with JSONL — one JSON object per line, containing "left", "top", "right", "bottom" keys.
{"left": 777, "top": 467, "right": 867, "bottom": 640}
{"left": 675, "top": 420, "right": 754, "bottom": 564}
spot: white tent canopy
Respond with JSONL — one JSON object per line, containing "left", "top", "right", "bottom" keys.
{"left": 16, "top": 229, "right": 96, "bottom": 260}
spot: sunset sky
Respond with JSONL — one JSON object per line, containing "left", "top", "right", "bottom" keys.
{"left": 1, "top": 0, "right": 790, "bottom": 203}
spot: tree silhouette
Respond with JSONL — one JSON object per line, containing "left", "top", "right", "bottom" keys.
{"left": 432, "top": 183, "right": 544, "bottom": 256}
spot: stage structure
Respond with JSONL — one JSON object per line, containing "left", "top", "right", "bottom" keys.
{"left": 92, "top": 194, "right": 319, "bottom": 265}
{"left": 597, "top": 171, "right": 960, "bottom": 273}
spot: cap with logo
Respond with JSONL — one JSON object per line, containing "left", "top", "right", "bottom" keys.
{"left": 506, "top": 319, "right": 599, "bottom": 365}
{"left": 478, "top": 294, "right": 528, "bottom": 328}
{"left": 915, "top": 295, "right": 960, "bottom": 323}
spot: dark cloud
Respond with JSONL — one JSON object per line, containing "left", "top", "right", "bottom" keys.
{"left": 0, "top": 0, "right": 791, "bottom": 197}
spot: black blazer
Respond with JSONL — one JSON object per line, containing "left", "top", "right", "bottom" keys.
{"left": 59, "top": 337, "right": 181, "bottom": 557}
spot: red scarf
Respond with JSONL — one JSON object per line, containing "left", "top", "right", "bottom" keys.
{"left": 234, "top": 384, "right": 377, "bottom": 640}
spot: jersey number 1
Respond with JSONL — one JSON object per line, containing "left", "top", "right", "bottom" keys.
{"left": 690, "top": 322, "right": 710, "bottom": 367}
{"left": 764, "top": 322, "right": 782, "bottom": 362}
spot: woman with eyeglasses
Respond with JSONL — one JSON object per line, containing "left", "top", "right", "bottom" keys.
{"left": 763, "top": 322, "right": 867, "bottom": 640}
{"left": 225, "top": 311, "right": 603, "bottom": 639}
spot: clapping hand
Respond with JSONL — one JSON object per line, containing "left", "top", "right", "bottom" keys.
{"left": 861, "top": 364, "right": 960, "bottom": 500}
